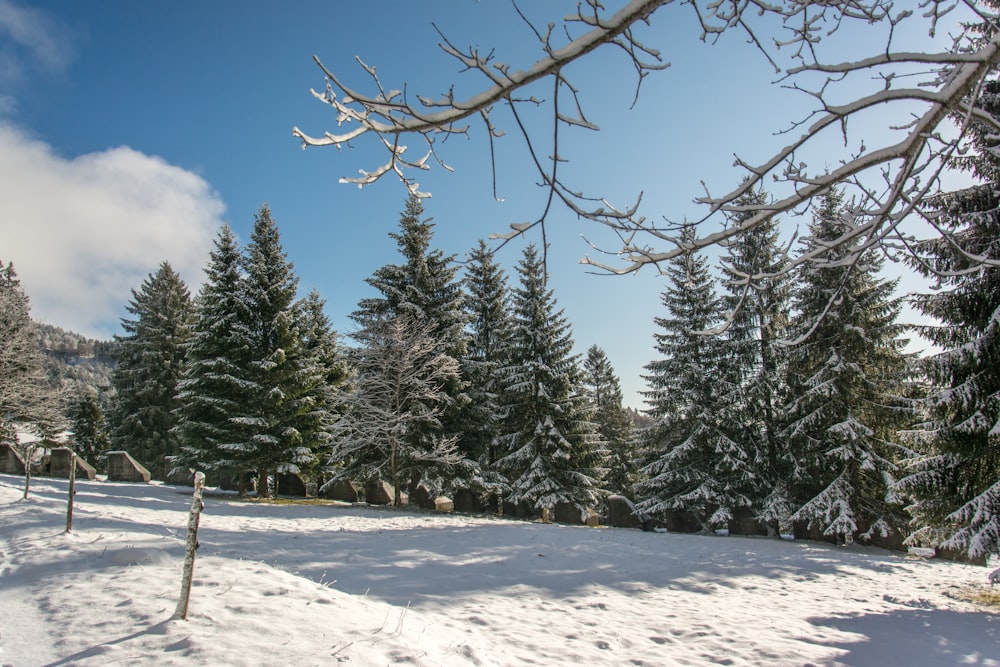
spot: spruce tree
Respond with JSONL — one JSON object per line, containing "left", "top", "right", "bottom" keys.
{"left": 173, "top": 225, "right": 257, "bottom": 487}
{"left": 497, "top": 244, "right": 603, "bottom": 518}
{"left": 242, "top": 204, "right": 313, "bottom": 496}
{"left": 109, "top": 261, "right": 193, "bottom": 477}
{"left": 782, "top": 188, "right": 911, "bottom": 541}
{"left": 635, "top": 227, "right": 751, "bottom": 530}
{"left": 293, "top": 289, "right": 348, "bottom": 480}
{"left": 460, "top": 239, "right": 515, "bottom": 501}
{"left": 718, "top": 188, "right": 793, "bottom": 530}
{"left": 69, "top": 386, "right": 111, "bottom": 473}
{"left": 896, "top": 78, "right": 1000, "bottom": 560}
{"left": 349, "top": 194, "right": 469, "bottom": 493}
{"left": 582, "top": 345, "right": 636, "bottom": 496}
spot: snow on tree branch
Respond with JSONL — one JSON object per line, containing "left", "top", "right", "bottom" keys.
{"left": 293, "top": 0, "right": 1000, "bottom": 285}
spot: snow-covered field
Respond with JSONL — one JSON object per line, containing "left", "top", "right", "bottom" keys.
{"left": 0, "top": 473, "right": 997, "bottom": 667}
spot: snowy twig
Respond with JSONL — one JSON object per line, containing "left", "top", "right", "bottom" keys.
{"left": 294, "top": 0, "right": 1000, "bottom": 306}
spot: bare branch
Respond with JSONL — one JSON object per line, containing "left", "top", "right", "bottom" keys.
{"left": 294, "top": 0, "right": 1000, "bottom": 290}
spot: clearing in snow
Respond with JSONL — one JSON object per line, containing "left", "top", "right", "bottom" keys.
{"left": 0, "top": 473, "right": 997, "bottom": 666}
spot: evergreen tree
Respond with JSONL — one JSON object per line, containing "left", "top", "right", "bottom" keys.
{"left": 497, "top": 244, "right": 603, "bottom": 518}
{"left": 0, "top": 261, "right": 60, "bottom": 447}
{"left": 460, "top": 239, "right": 515, "bottom": 501}
{"left": 109, "top": 261, "right": 192, "bottom": 477}
{"left": 635, "top": 227, "right": 751, "bottom": 530}
{"left": 718, "top": 187, "right": 793, "bottom": 529}
{"left": 782, "top": 188, "right": 911, "bottom": 541}
{"left": 350, "top": 194, "right": 469, "bottom": 493}
{"left": 242, "top": 204, "right": 314, "bottom": 496}
{"left": 69, "top": 386, "right": 111, "bottom": 472}
{"left": 896, "top": 79, "right": 1000, "bottom": 560}
{"left": 293, "top": 289, "right": 348, "bottom": 480}
{"left": 582, "top": 345, "right": 636, "bottom": 496}
{"left": 173, "top": 225, "right": 257, "bottom": 486}
{"left": 330, "top": 313, "right": 462, "bottom": 504}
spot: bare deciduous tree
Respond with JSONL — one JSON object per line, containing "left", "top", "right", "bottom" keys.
{"left": 327, "top": 314, "right": 462, "bottom": 505}
{"left": 293, "top": 1, "right": 1000, "bottom": 294}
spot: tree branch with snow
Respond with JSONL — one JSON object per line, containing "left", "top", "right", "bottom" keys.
{"left": 294, "top": 1, "right": 1000, "bottom": 294}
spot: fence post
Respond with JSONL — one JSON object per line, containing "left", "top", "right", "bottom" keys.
{"left": 22, "top": 443, "right": 34, "bottom": 500}
{"left": 65, "top": 451, "right": 76, "bottom": 533}
{"left": 173, "top": 471, "right": 206, "bottom": 620}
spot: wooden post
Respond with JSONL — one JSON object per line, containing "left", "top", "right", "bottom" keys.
{"left": 22, "top": 444, "right": 33, "bottom": 500}
{"left": 173, "top": 471, "right": 206, "bottom": 620}
{"left": 65, "top": 451, "right": 76, "bottom": 533}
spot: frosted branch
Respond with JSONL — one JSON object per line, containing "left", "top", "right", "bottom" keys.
{"left": 293, "top": 0, "right": 1000, "bottom": 285}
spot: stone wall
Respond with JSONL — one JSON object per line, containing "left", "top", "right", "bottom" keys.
{"left": 605, "top": 495, "right": 644, "bottom": 529}
{"left": 320, "top": 479, "right": 359, "bottom": 502}
{"left": 48, "top": 447, "right": 97, "bottom": 480}
{"left": 364, "top": 479, "right": 407, "bottom": 505}
{"left": 106, "top": 451, "right": 151, "bottom": 483}
{"left": 554, "top": 502, "right": 600, "bottom": 527}
{"left": 277, "top": 472, "right": 307, "bottom": 497}
{"left": 452, "top": 488, "right": 483, "bottom": 513}
{"left": 0, "top": 443, "right": 26, "bottom": 475}
{"left": 165, "top": 465, "right": 195, "bottom": 486}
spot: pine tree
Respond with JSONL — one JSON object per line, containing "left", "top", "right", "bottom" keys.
{"left": 718, "top": 187, "right": 793, "bottom": 530}
{"left": 349, "top": 194, "right": 469, "bottom": 493}
{"left": 896, "top": 79, "right": 1000, "bottom": 560}
{"left": 0, "top": 261, "right": 60, "bottom": 447}
{"left": 330, "top": 313, "right": 462, "bottom": 504}
{"left": 460, "top": 239, "right": 515, "bottom": 501}
{"left": 173, "top": 225, "right": 257, "bottom": 487}
{"left": 782, "top": 188, "right": 911, "bottom": 541}
{"left": 293, "top": 289, "right": 348, "bottom": 480}
{"left": 241, "top": 204, "right": 313, "bottom": 497}
{"left": 635, "top": 227, "right": 751, "bottom": 530}
{"left": 109, "top": 261, "right": 193, "bottom": 478}
{"left": 497, "top": 244, "right": 603, "bottom": 518}
{"left": 582, "top": 345, "right": 636, "bottom": 496}
{"left": 69, "top": 386, "right": 111, "bottom": 473}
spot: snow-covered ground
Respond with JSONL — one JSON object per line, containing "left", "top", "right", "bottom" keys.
{"left": 0, "top": 473, "right": 997, "bottom": 667}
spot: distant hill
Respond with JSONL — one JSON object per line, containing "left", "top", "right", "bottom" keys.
{"left": 34, "top": 322, "right": 116, "bottom": 402}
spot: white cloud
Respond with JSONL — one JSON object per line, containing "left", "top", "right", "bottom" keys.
{"left": 0, "top": 123, "right": 225, "bottom": 339}
{"left": 0, "top": 0, "right": 75, "bottom": 85}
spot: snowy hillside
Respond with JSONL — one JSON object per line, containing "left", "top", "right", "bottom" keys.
{"left": 1, "top": 473, "right": 997, "bottom": 666}
{"left": 35, "top": 321, "right": 115, "bottom": 390}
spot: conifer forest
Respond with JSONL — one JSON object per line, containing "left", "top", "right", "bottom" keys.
{"left": 3, "top": 160, "right": 999, "bottom": 563}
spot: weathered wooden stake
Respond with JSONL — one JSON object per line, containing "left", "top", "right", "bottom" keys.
{"left": 173, "top": 471, "right": 206, "bottom": 620}
{"left": 65, "top": 451, "right": 76, "bottom": 533}
{"left": 22, "top": 443, "right": 34, "bottom": 500}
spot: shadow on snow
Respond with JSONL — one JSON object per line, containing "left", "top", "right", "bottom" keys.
{"left": 807, "top": 607, "right": 999, "bottom": 667}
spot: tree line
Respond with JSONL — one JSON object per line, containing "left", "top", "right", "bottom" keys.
{"left": 101, "top": 199, "right": 613, "bottom": 516}
{"left": 1, "top": 87, "right": 997, "bottom": 561}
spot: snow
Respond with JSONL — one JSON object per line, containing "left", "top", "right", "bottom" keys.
{"left": 2, "top": 473, "right": 998, "bottom": 667}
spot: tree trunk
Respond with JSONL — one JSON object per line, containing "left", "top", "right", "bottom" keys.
{"left": 173, "top": 471, "right": 206, "bottom": 620}
{"left": 390, "top": 437, "right": 400, "bottom": 506}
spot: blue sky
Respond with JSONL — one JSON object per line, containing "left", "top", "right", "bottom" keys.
{"left": 0, "top": 1, "right": 975, "bottom": 408}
